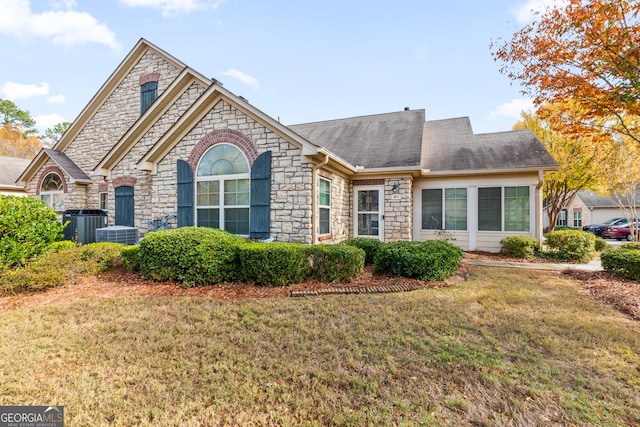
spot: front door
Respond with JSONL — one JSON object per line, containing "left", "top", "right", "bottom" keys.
{"left": 354, "top": 186, "right": 384, "bottom": 241}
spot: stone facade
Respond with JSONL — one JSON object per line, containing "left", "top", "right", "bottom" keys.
{"left": 21, "top": 41, "right": 441, "bottom": 247}
{"left": 384, "top": 177, "right": 413, "bottom": 241}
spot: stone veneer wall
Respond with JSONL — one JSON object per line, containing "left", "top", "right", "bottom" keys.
{"left": 25, "top": 50, "right": 183, "bottom": 214}
{"left": 25, "top": 158, "right": 88, "bottom": 211}
{"left": 384, "top": 176, "right": 413, "bottom": 242}
{"left": 108, "top": 82, "right": 206, "bottom": 229}
{"left": 318, "top": 168, "right": 350, "bottom": 243}
{"left": 150, "top": 100, "right": 313, "bottom": 243}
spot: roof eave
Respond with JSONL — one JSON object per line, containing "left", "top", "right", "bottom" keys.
{"left": 424, "top": 166, "right": 560, "bottom": 177}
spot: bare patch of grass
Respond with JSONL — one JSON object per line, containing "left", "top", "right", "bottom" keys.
{"left": 0, "top": 266, "right": 638, "bottom": 426}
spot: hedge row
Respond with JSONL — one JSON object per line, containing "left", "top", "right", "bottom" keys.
{"left": 500, "top": 230, "right": 598, "bottom": 263}
{"left": 601, "top": 247, "right": 640, "bottom": 281}
{"left": 134, "top": 227, "right": 366, "bottom": 287}
{"left": 130, "top": 228, "right": 463, "bottom": 287}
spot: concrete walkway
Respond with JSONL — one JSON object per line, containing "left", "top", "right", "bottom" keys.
{"left": 462, "top": 257, "right": 603, "bottom": 272}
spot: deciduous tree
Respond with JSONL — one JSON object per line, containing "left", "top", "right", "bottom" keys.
{"left": 0, "top": 99, "right": 36, "bottom": 134}
{"left": 491, "top": 0, "right": 640, "bottom": 143}
{"left": 514, "top": 103, "right": 608, "bottom": 232}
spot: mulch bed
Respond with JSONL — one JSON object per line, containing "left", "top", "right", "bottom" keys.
{"left": 1, "top": 252, "right": 638, "bottom": 322}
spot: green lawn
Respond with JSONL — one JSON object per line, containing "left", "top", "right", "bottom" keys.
{"left": 1, "top": 266, "right": 638, "bottom": 426}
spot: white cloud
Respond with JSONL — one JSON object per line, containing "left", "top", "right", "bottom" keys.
{"left": 35, "top": 113, "right": 66, "bottom": 133}
{"left": 48, "top": 94, "right": 66, "bottom": 104}
{"left": 0, "top": 81, "right": 49, "bottom": 100}
{"left": 512, "top": 0, "right": 568, "bottom": 24}
{"left": 0, "top": 0, "right": 118, "bottom": 49}
{"left": 119, "top": 0, "right": 225, "bottom": 17}
{"left": 487, "top": 98, "right": 534, "bottom": 120}
{"left": 221, "top": 69, "right": 260, "bottom": 90}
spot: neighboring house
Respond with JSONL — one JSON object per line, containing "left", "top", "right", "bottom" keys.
{"left": 16, "top": 39, "right": 558, "bottom": 252}
{"left": 546, "top": 189, "right": 640, "bottom": 228}
{"left": 0, "top": 156, "right": 30, "bottom": 195}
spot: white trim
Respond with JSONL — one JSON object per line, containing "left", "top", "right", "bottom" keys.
{"left": 353, "top": 185, "right": 385, "bottom": 241}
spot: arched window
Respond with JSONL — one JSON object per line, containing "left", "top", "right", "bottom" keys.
{"left": 40, "top": 172, "right": 64, "bottom": 213}
{"left": 196, "top": 144, "right": 250, "bottom": 235}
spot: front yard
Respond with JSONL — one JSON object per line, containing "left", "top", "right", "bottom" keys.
{"left": 0, "top": 266, "right": 638, "bottom": 426}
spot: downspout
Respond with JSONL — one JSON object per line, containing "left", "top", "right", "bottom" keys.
{"left": 311, "top": 153, "right": 330, "bottom": 245}
{"left": 536, "top": 170, "right": 544, "bottom": 249}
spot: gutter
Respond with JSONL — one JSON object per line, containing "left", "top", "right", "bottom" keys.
{"left": 536, "top": 170, "right": 545, "bottom": 248}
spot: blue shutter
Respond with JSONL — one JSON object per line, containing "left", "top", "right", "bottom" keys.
{"left": 140, "top": 81, "right": 158, "bottom": 114}
{"left": 249, "top": 151, "right": 271, "bottom": 239}
{"left": 177, "top": 160, "right": 194, "bottom": 227}
{"left": 115, "top": 186, "right": 135, "bottom": 227}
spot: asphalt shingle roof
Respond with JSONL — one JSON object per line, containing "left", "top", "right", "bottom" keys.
{"left": 0, "top": 156, "right": 30, "bottom": 186}
{"left": 43, "top": 148, "right": 91, "bottom": 182}
{"left": 289, "top": 109, "right": 425, "bottom": 168}
{"left": 289, "top": 112, "right": 558, "bottom": 172}
{"left": 422, "top": 117, "right": 558, "bottom": 172}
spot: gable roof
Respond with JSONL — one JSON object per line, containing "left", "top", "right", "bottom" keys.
{"left": 421, "top": 117, "right": 559, "bottom": 174}
{"left": 577, "top": 189, "right": 640, "bottom": 208}
{"left": 289, "top": 109, "right": 425, "bottom": 169}
{"left": 16, "top": 149, "right": 91, "bottom": 185}
{"left": 0, "top": 156, "right": 30, "bottom": 190}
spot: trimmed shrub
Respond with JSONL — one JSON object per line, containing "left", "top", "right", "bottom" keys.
{"left": 47, "top": 240, "right": 76, "bottom": 253}
{"left": 309, "top": 244, "right": 364, "bottom": 282}
{"left": 138, "top": 227, "right": 246, "bottom": 286}
{"left": 79, "top": 242, "right": 125, "bottom": 274}
{"left": 0, "top": 242, "right": 124, "bottom": 295}
{"left": 500, "top": 235, "right": 539, "bottom": 258}
{"left": 120, "top": 245, "right": 140, "bottom": 272}
{"left": 373, "top": 240, "right": 462, "bottom": 281}
{"left": 621, "top": 242, "right": 640, "bottom": 251}
{"left": 601, "top": 248, "right": 640, "bottom": 281}
{"left": 544, "top": 229, "right": 595, "bottom": 263}
{"left": 239, "top": 242, "right": 309, "bottom": 286}
{"left": 0, "top": 195, "right": 66, "bottom": 271}
{"left": 342, "top": 237, "right": 384, "bottom": 264}
{"left": 594, "top": 236, "right": 609, "bottom": 252}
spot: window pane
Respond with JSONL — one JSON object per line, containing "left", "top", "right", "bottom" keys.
{"left": 422, "top": 189, "right": 442, "bottom": 230}
{"left": 358, "top": 190, "right": 379, "bottom": 212}
{"left": 52, "top": 194, "right": 65, "bottom": 212}
{"left": 319, "top": 179, "right": 331, "bottom": 207}
{"left": 319, "top": 207, "right": 330, "bottom": 235}
{"left": 197, "top": 144, "right": 249, "bottom": 176}
{"left": 478, "top": 187, "right": 501, "bottom": 231}
{"left": 197, "top": 181, "right": 219, "bottom": 206}
{"left": 197, "top": 208, "right": 219, "bottom": 228}
{"left": 358, "top": 213, "right": 379, "bottom": 236}
{"left": 505, "top": 186, "right": 529, "bottom": 231}
{"left": 225, "top": 208, "right": 249, "bottom": 235}
{"left": 225, "top": 179, "right": 250, "bottom": 206}
{"left": 444, "top": 188, "right": 467, "bottom": 231}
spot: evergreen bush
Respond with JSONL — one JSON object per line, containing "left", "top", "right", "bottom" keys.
{"left": 601, "top": 248, "right": 640, "bottom": 281}
{"left": 0, "top": 195, "right": 66, "bottom": 271}
{"left": 239, "top": 242, "right": 309, "bottom": 286}
{"left": 137, "top": 227, "right": 246, "bottom": 286}
{"left": 342, "top": 237, "right": 384, "bottom": 264}
{"left": 373, "top": 240, "right": 462, "bottom": 281}
{"left": 308, "top": 244, "right": 364, "bottom": 282}
{"left": 500, "top": 235, "right": 540, "bottom": 258}
{"left": 544, "top": 229, "right": 595, "bottom": 263}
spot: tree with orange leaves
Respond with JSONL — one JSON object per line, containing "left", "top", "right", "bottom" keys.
{"left": 491, "top": 0, "right": 640, "bottom": 143}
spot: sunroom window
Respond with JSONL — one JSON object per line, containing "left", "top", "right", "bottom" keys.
{"left": 196, "top": 144, "right": 250, "bottom": 235}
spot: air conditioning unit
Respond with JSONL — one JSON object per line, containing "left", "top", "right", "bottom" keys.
{"left": 96, "top": 226, "right": 138, "bottom": 245}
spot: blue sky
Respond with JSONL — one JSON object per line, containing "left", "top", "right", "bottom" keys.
{"left": 0, "top": 0, "right": 549, "bottom": 136}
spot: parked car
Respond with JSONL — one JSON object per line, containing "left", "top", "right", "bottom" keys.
{"left": 583, "top": 217, "right": 626, "bottom": 236}
{"left": 602, "top": 221, "right": 638, "bottom": 240}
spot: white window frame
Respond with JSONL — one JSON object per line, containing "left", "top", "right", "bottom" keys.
{"left": 195, "top": 144, "right": 251, "bottom": 236}
{"left": 40, "top": 172, "right": 64, "bottom": 214}
{"left": 421, "top": 188, "right": 468, "bottom": 231}
{"left": 318, "top": 177, "right": 331, "bottom": 235}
